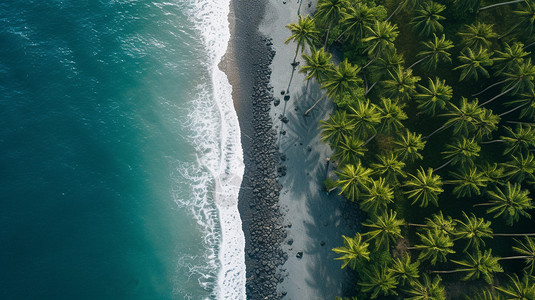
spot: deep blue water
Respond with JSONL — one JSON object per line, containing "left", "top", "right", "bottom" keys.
{"left": 0, "top": 1, "right": 222, "bottom": 298}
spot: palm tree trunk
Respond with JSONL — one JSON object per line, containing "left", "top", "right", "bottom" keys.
{"left": 493, "top": 233, "right": 535, "bottom": 237}
{"left": 425, "top": 123, "right": 450, "bottom": 139}
{"left": 499, "top": 102, "right": 530, "bottom": 117}
{"left": 363, "top": 133, "right": 377, "bottom": 146}
{"left": 406, "top": 223, "right": 428, "bottom": 227}
{"left": 479, "top": 0, "right": 524, "bottom": 11}
{"left": 479, "top": 83, "right": 518, "bottom": 107}
{"left": 480, "top": 139, "right": 504, "bottom": 144}
{"left": 433, "top": 158, "right": 454, "bottom": 172}
{"left": 292, "top": 45, "right": 300, "bottom": 65}
{"left": 324, "top": 23, "right": 333, "bottom": 50}
{"left": 285, "top": 64, "right": 298, "bottom": 94}
{"left": 525, "top": 40, "right": 535, "bottom": 49}
{"left": 304, "top": 93, "right": 328, "bottom": 116}
{"left": 430, "top": 269, "right": 466, "bottom": 274}
{"left": 408, "top": 56, "right": 428, "bottom": 70}
{"left": 365, "top": 82, "right": 378, "bottom": 95}
{"left": 472, "top": 79, "right": 508, "bottom": 97}
{"left": 386, "top": 0, "right": 406, "bottom": 22}
{"left": 498, "top": 255, "right": 535, "bottom": 261}
{"left": 335, "top": 27, "right": 352, "bottom": 43}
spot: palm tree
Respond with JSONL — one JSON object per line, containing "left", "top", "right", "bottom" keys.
{"left": 452, "top": 0, "right": 481, "bottom": 15}
{"left": 424, "top": 211, "right": 458, "bottom": 236}
{"left": 495, "top": 273, "right": 535, "bottom": 300}
{"left": 467, "top": 289, "right": 503, "bottom": 300}
{"left": 455, "top": 211, "right": 493, "bottom": 251}
{"left": 493, "top": 125, "right": 535, "bottom": 155}
{"left": 411, "top": 1, "right": 446, "bottom": 37}
{"left": 335, "top": 161, "right": 373, "bottom": 202}
{"left": 502, "top": 152, "right": 535, "bottom": 183}
{"left": 458, "top": 22, "right": 498, "bottom": 50}
{"left": 404, "top": 167, "right": 444, "bottom": 207}
{"left": 492, "top": 41, "right": 530, "bottom": 76}
{"left": 409, "top": 229, "right": 455, "bottom": 265}
{"left": 314, "top": 0, "right": 349, "bottom": 48}
{"left": 300, "top": 48, "right": 334, "bottom": 83}
{"left": 415, "top": 77, "right": 453, "bottom": 116}
{"left": 386, "top": 0, "right": 425, "bottom": 21}
{"left": 305, "top": 59, "right": 362, "bottom": 115}
{"left": 336, "top": 3, "right": 381, "bottom": 44}
{"left": 435, "top": 137, "right": 481, "bottom": 171}
{"left": 360, "top": 177, "right": 394, "bottom": 215}
{"left": 447, "top": 166, "right": 489, "bottom": 198}
{"left": 394, "top": 130, "right": 426, "bottom": 162}
{"left": 389, "top": 254, "right": 420, "bottom": 286}
{"left": 480, "top": 58, "right": 535, "bottom": 106}
{"left": 369, "top": 48, "right": 405, "bottom": 84}
{"left": 505, "top": 0, "right": 535, "bottom": 38}
{"left": 476, "top": 182, "right": 533, "bottom": 226}
{"left": 382, "top": 66, "right": 421, "bottom": 101}
{"left": 410, "top": 34, "right": 454, "bottom": 71}
{"left": 332, "top": 233, "right": 370, "bottom": 269}
{"left": 363, "top": 209, "right": 404, "bottom": 250}
{"left": 371, "top": 153, "right": 407, "bottom": 186}
{"left": 454, "top": 47, "right": 494, "bottom": 82}
{"left": 479, "top": 0, "right": 524, "bottom": 11}
{"left": 285, "top": 15, "right": 319, "bottom": 64}
{"left": 319, "top": 110, "right": 355, "bottom": 146}
{"left": 427, "top": 98, "right": 482, "bottom": 139}
{"left": 358, "top": 264, "right": 399, "bottom": 299}
{"left": 362, "top": 20, "right": 399, "bottom": 59}
{"left": 504, "top": 89, "right": 535, "bottom": 119}
{"left": 432, "top": 250, "right": 503, "bottom": 284}
{"left": 403, "top": 274, "right": 446, "bottom": 300}
{"left": 376, "top": 97, "right": 407, "bottom": 135}
{"left": 332, "top": 134, "right": 367, "bottom": 165}
{"left": 480, "top": 162, "right": 506, "bottom": 185}
{"left": 347, "top": 99, "right": 381, "bottom": 139}
{"left": 473, "top": 107, "right": 501, "bottom": 140}
{"left": 512, "top": 237, "right": 535, "bottom": 273}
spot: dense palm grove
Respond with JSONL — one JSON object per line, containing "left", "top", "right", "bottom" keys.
{"left": 285, "top": 0, "right": 535, "bottom": 298}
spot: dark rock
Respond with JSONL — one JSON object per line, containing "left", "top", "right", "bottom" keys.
{"left": 287, "top": 238, "right": 293, "bottom": 245}
{"left": 284, "top": 95, "right": 290, "bottom": 101}
{"left": 320, "top": 241, "right": 326, "bottom": 246}
{"left": 296, "top": 251, "right": 303, "bottom": 259}
{"left": 273, "top": 98, "right": 280, "bottom": 106}
{"left": 280, "top": 90, "right": 285, "bottom": 95}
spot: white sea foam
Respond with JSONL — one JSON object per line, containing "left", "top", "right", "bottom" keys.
{"left": 179, "top": 0, "right": 246, "bottom": 299}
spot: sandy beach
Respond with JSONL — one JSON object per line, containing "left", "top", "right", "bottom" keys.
{"left": 224, "top": 0, "right": 363, "bottom": 298}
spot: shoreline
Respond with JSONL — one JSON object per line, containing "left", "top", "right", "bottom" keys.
{"left": 222, "top": 0, "right": 362, "bottom": 298}
{"left": 222, "top": 0, "right": 288, "bottom": 299}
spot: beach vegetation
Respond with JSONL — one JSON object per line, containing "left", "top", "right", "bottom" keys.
{"left": 283, "top": 0, "right": 535, "bottom": 297}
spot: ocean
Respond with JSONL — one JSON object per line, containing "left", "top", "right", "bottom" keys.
{"left": 0, "top": 0, "right": 245, "bottom": 299}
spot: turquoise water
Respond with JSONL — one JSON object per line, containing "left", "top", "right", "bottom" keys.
{"left": 0, "top": 0, "right": 244, "bottom": 299}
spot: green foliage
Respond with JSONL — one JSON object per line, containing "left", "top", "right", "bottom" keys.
{"left": 337, "top": 2, "right": 386, "bottom": 44}
{"left": 404, "top": 167, "right": 444, "bottom": 207}
{"left": 300, "top": 48, "right": 334, "bottom": 83}
{"left": 285, "top": 15, "right": 319, "bottom": 60}
{"left": 393, "top": 130, "right": 426, "bottom": 162}
{"left": 348, "top": 99, "right": 381, "bottom": 139}
{"left": 321, "top": 59, "right": 363, "bottom": 101}
{"left": 382, "top": 66, "right": 421, "bottom": 101}
{"left": 448, "top": 166, "right": 489, "bottom": 198}
{"left": 495, "top": 272, "right": 535, "bottom": 300}
{"left": 376, "top": 97, "right": 407, "bottom": 134}
{"left": 363, "top": 209, "right": 404, "bottom": 250}
{"left": 360, "top": 177, "right": 394, "bottom": 215}
{"left": 458, "top": 22, "right": 497, "bottom": 50}
{"left": 455, "top": 212, "right": 493, "bottom": 251}
{"left": 486, "top": 182, "right": 533, "bottom": 226}
{"left": 425, "top": 211, "right": 457, "bottom": 236}
{"left": 492, "top": 42, "right": 530, "bottom": 76}
{"left": 362, "top": 20, "right": 399, "bottom": 57}
{"left": 319, "top": 110, "right": 355, "bottom": 146}
{"left": 332, "top": 134, "right": 367, "bottom": 165}
{"left": 404, "top": 274, "right": 446, "bottom": 300}
{"left": 388, "top": 254, "right": 420, "bottom": 286}
{"left": 335, "top": 162, "right": 373, "bottom": 202}
{"left": 502, "top": 152, "right": 535, "bottom": 183}
{"left": 415, "top": 77, "right": 453, "bottom": 116}
{"left": 413, "top": 229, "right": 455, "bottom": 265}
{"left": 454, "top": 47, "right": 494, "bottom": 81}
{"left": 451, "top": 249, "right": 503, "bottom": 284}
{"left": 358, "top": 264, "right": 398, "bottom": 299}
{"left": 410, "top": 1, "right": 446, "bottom": 37}
{"left": 371, "top": 153, "right": 407, "bottom": 186}
{"left": 332, "top": 233, "right": 370, "bottom": 269}
{"left": 441, "top": 137, "right": 481, "bottom": 168}
{"left": 512, "top": 237, "right": 535, "bottom": 273}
